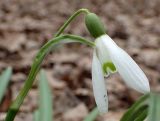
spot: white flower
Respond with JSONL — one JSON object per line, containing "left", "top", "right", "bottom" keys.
{"left": 92, "top": 34, "right": 150, "bottom": 113}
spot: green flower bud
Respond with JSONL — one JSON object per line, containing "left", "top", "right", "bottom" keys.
{"left": 85, "top": 13, "right": 106, "bottom": 38}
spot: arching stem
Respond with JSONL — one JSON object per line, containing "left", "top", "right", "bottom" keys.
{"left": 5, "top": 34, "right": 94, "bottom": 121}
{"left": 55, "top": 8, "right": 90, "bottom": 37}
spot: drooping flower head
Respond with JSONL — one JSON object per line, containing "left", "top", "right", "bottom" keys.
{"left": 85, "top": 13, "right": 150, "bottom": 113}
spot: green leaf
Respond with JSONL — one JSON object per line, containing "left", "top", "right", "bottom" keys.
{"left": 128, "top": 105, "right": 148, "bottom": 121}
{"left": 39, "top": 70, "right": 53, "bottom": 121}
{"left": 134, "top": 107, "right": 148, "bottom": 121}
{"left": 33, "top": 110, "right": 40, "bottom": 121}
{"left": 0, "top": 67, "right": 12, "bottom": 103}
{"left": 83, "top": 107, "right": 99, "bottom": 121}
{"left": 120, "top": 94, "right": 149, "bottom": 121}
{"left": 148, "top": 93, "right": 160, "bottom": 121}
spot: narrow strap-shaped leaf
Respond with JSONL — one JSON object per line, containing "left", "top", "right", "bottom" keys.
{"left": 33, "top": 110, "right": 40, "bottom": 121}
{"left": 39, "top": 70, "right": 53, "bottom": 121}
{"left": 0, "top": 67, "right": 12, "bottom": 103}
{"left": 127, "top": 105, "right": 148, "bottom": 121}
{"left": 134, "top": 107, "right": 148, "bottom": 121}
{"left": 120, "top": 94, "right": 149, "bottom": 121}
{"left": 83, "top": 107, "right": 99, "bottom": 121}
{"left": 148, "top": 93, "right": 160, "bottom": 121}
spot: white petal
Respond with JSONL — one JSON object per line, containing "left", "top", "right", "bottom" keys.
{"left": 98, "top": 35, "right": 118, "bottom": 50}
{"left": 100, "top": 34, "right": 150, "bottom": 93}
{"left": 101, "top": 35, "right": 150, "bottom": 93}
{"left": 95, "top": 37, "right": 111, "bottom": 64}
{"left": 92, "top": 50, "right": 108, "bottom": 113}
{"left": 95, "top": 36, "right": 117, "bottom": 76}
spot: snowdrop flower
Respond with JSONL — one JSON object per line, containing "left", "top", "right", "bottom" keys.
{"left": 85, "top": 13, "right": 150, "bottom": 113}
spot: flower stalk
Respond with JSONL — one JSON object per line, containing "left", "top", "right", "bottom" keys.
{"left": 55, "top": 8, "right": 90, "bottom": 37}
{"left": 5, "top": 34, "right": 94, "bottom": 121}
{"left": 5, "top": 8, "right": 93, "bottom": 121}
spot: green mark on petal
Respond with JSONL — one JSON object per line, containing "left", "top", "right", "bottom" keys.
{"left": 103, "top": 62, "right": 116, "bottom": 75}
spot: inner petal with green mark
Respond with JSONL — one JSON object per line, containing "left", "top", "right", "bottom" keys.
{"left": 102, "top": 61, "right": 117, "bottom": 76}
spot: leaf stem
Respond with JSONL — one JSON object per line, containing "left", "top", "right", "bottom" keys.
{"left": 5, "top": 34, "right": 94, "bottom": 121}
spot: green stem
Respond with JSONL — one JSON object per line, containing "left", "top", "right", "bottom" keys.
{"left": 55, "top": 8, "right": 90, "bottom": 37}
{"left": 5, "top": 34, "right": 94, "bottom": 121}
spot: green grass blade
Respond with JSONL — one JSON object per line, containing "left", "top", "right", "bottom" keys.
{"left": 0, "top": 67, "right": 12, "bottom": 103}
{"left": 39, "top": 70, "right": 53, "bottom": 121}
{"left": 83, "top": 107, "right": 99, "bottom": 121}
{"left": 148, "top": 93, "right": 160, "bottom": 121}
